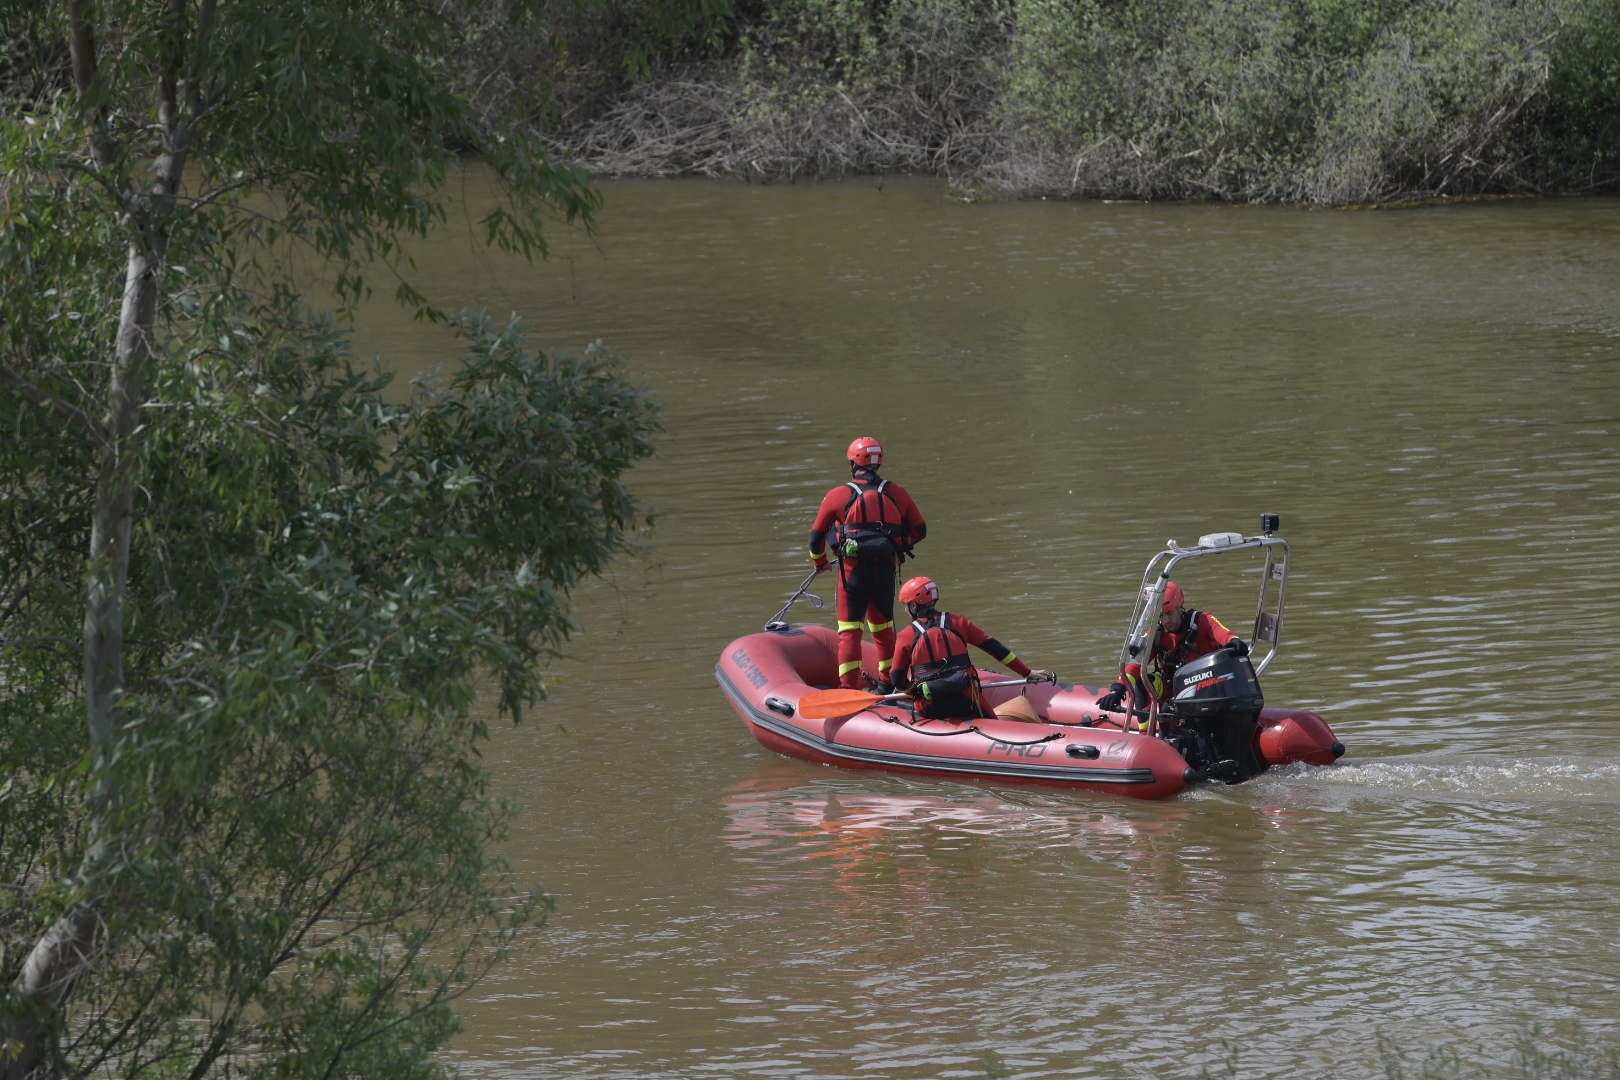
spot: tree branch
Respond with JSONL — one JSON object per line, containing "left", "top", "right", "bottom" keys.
{"left": 0, "top": 362, "right": 105, "bottom": 439}
{"left": 66, "top": 0, "right": 117, "bottom": 171}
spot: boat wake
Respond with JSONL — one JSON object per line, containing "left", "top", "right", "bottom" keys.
{"left": 1286, "top": 755, "right": 1620, "bottom": 804}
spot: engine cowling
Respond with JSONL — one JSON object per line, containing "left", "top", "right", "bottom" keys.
{"left": 1167, "top": 646, "right": 1264, "bottom": 718}
{"left": 1163, "top": 647, "right": 1265, "bottom": 782}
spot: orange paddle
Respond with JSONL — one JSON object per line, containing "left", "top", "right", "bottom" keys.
{"left": 796, "top": 688, "right": 911, "bottom": 720}
{"left": 797, "top": 676, "right": 1049, "bottom": 721}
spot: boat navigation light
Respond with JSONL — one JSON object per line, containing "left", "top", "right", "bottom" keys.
{"left": 1198, "top": 531, "right": 1245, "bottom": 548}
{"left": 1260, "top": 512, "right": 1280, "bottom": 536}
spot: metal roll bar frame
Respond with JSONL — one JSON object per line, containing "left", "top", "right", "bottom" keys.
{"left": 1118, "top": 513, "right": 1288, "bottom": 680}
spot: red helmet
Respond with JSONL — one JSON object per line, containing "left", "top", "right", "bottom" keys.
{"left": 900, "top": 576, "right": 939, "bottom": 606}
{"left": 846, "top": 436, "right": 883, "bottom": 468}
{"left": 1160, "top": 581, "right": 1185, "bottom": 612}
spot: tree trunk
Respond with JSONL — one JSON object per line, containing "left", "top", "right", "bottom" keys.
{"left": 1, "top": 6, "right": 194, "bottom": 1054}
{"left": 3, "top": 0, "right": 198, "bottom": 1053}
{"left": 2, "top": 237, "right": 164, "bottom": 1080}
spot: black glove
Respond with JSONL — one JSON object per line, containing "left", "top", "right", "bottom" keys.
{"left": 1095, "top": 682, "right": 1127, "bottom": 712}
{"left": 1227, "top": 638, "right": 1249, "bottom": 657}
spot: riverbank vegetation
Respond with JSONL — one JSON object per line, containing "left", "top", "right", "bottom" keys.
{"left": 2, "top": 2, "right": 654, "bottom": 1076}
{"left": 451, "top": 0, "right": 1620, "bottom": 204}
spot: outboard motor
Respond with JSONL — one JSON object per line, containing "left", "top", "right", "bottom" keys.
{"left": 1161, "top": 647, "right": 1265, "bottom": 783}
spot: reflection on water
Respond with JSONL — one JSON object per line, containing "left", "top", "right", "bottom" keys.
{"left": 368, "top": 178, "right": 1620, "bottom": 1078}
{"left": 723, "top": 758, "right": 1195, "bottom": 866}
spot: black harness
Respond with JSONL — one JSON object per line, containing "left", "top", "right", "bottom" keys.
{"left": 1153, "top": 609, "right": 1206, "bottom": 682}
{"left": 835, "top": 474, "right": 907, "bottom": 560}
{"left": 907, "top": 615, "right": 965, "bottom": 683}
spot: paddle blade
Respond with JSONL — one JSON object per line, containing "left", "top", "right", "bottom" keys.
{"left": 797, "top": 688, "right": 886, "bottom": 720}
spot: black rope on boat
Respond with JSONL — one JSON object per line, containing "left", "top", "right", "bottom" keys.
{"left": 885, "top": 718, "right": 977, "bottom": 738}
{"left": 968, "top": 728, "right": 1064, "bottom": 746}
{"left": 884, "top": 714, "right": 1063, "bottom": 746}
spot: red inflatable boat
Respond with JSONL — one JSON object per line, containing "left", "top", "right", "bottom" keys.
{"left": 716, "top": 519, "right": 1344, "bottom": 800}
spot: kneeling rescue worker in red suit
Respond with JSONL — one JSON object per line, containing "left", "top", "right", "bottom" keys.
{"left": 890, "top": 576, "right": 1055, "bottom": 719}
{"left": 1096, "top": 580, "right": 1249, "bottom": 715}
{"left": 808, "top": 436, "right": 928, "bottom": 689}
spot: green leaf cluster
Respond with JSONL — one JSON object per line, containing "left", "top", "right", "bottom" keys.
{"left": 524, "top": 0, "right": 1620, "bottom": 199}
{"left": 2, "top": 304, "right": 656, "bottom": 1076}
{"left": 2, "top": 0, "right": 655, "bottom": 1074}
{"left": 996, "top": 0, "right": 1620, "bottom": 200}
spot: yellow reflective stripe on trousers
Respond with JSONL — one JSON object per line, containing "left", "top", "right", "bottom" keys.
{"left": 838, "top": 659, "right": 864, "bottom": 676}
{"left": 837, "top": 620, "right": 864, "bottom": 633}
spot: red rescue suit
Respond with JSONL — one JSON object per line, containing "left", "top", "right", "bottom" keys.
{"left": 891, "top": 610, "right": 1031, "bottom": 719}
{"left": 808, "top": 472, "right": 926, "bottom": 689}
{"left": 1139, "top": 608, "right": 1238, "bottom": 702}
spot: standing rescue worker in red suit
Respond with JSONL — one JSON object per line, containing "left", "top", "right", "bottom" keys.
{"left": 1096, "top": 580, "right": 1249, "bottom": 714}
{"left": 890, "top": 576, "right": 1055, "bottom": 719}
{"left": 808, "top": 437, "right": 927, "bottom": 690}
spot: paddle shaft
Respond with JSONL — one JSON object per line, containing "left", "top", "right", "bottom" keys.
{"left": 798, "top": 676, "right": 1049, "bottom": 721}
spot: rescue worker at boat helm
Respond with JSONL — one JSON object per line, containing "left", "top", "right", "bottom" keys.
{"left": 807, "top": 436, "right": 928, "bottom": 690}
{"left": 1095, "top": 580, "right": 1250, "bottom": 714}
{"left": 890, "top": 576, "right": 1056, "bottom": 720}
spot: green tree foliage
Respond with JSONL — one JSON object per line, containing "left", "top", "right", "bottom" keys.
{"left": 525, "top": 0, "right": 1620, "bottom": 201}
{"left": 995, "top": 0, "right": 1576, "bottom": 201}
{"left": 987, "top": 0, "right": 1619, "bottom": 199}
{"left": 0, "top": 1, "right": 656, "bottom": 1076}
{"left": 1540, "top": 0, "right": 1620, "bottom": 180}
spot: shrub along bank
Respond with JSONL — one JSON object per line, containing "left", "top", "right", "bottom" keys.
{"left": 453, "top": 0, "right": 1620, "bottom": 205}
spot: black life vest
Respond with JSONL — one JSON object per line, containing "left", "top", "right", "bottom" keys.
{"left": 1152, "top": 609, "right": 1206, "bottom": 685}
